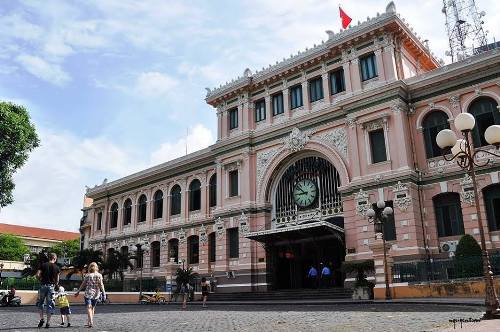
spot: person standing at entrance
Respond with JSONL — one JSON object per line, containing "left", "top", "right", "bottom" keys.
{"left": 36, "top": 252, "right": 60, "bottom": 328}
{"left": 320, "top": 263, "right": 331, "bottom": 288}
{"left": 307, "top": 265, "right": 318, "bottom": 289}
{"left": 200, "top": 277, "right": 210, "bottom": 308}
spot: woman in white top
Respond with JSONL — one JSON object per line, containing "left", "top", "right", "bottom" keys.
{"left": 75, "top": 262, "right": 106, "bottom": 328}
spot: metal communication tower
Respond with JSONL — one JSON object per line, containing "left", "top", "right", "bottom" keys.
{"left": 442, "top": 0, "right": 488, "bottom": 62}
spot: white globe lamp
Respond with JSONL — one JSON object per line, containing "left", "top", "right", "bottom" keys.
{"left": 366, "top": 208, "right": 376, "bottom": 218}
{"left": 383, "top": 206, "right": 394, "bottom": 216}
{"left": 376, "top": 200, "right": 386, "bottom": 209}
{"left": 436, "top": 129, "right": 457, "bottom": 149}
{"left": 484, "top": 125, "right": 500, "bottom": 146}
{"left": 454, "top": 113, "right": 476, "bottom": 132}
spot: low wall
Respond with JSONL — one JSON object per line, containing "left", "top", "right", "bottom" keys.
{"left": 374, "top": 277, "right": 500, "bottom": 299}
{"left": 4, "top": 290, "right": 201, "bottom": 305}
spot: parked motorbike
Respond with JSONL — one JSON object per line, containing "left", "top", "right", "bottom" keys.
{"left": 140, "top": 291, "right": 166, "bottom": 305}
{"left": 0, "top": 291, "right": 21, "bottom": 307}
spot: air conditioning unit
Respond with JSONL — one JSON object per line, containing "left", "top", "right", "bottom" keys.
{"left": 440, "top": 240, "right": 459, "bottom": 253}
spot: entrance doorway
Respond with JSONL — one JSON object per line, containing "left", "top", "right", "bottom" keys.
{"left": 271, "top": 234, "right": 345, "bottom": 289}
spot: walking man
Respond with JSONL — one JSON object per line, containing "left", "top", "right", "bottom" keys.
{"left": 36, "top": 253, "right": 60, "bottom": 328}
{"left": 307, "top": 265, "right": 318, "bottom": 289}
{"left": 320, "top": 263, "right": 331, "bottom": 288}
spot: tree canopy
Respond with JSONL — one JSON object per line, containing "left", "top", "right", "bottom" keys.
{"left": 0, "top": 101, "right": 40, "bottom": 207}
{"left": 51, "top": 239, "right": 80, "bottom": 263}
{"left": 0, "top": 233, "right": 29, "bottom": 261}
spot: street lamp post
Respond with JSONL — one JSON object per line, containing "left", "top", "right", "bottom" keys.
{"left": 436, "top": 114, "right": 500, "bottom": 319}
{"left": 0, "top": 263, "right": 4, "bottom": 288}
{"left": 131, "top": 241, "right": 150, "bottom": 301}
{"left": 366, "top": 201, "right": 394, "bottom": 300}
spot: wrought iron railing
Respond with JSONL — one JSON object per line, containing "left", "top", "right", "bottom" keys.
{"left": 392, "top": 255, "right": 500, "bottom": 283}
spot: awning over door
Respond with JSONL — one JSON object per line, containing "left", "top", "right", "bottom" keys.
{"left": 246, "top": 221, "right": 344, "bottom": 243}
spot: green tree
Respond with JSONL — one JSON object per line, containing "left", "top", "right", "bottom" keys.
{"left": 455, "top": 234, "right": 482, "bottom": 258}
{"left": 455, "top": 234, "right": 483, "bottom": 278}
{"left": 0, "top": 102, "right": 40, "bottom": 207}
{"left": 102, "top": 250, "right": 134, "bottom": 281}
{"left": 22, "top": 249, "right": 49, "bottom": 277}
{"left": 51, "top": 239, "right": 80, "bottom": 264}
{"left": 0, "top": 233, "right": 29, "bottom": 261}
{"left": 66, "top": 248, "right": 103, "bottom": 279}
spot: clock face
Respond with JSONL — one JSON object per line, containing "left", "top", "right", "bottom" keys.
{"left": 293, "top": 179, "right": 317, "bottom": 208}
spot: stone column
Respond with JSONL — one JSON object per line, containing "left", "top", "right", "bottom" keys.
{"left": 391, "top": 101, "right": 412, "bottom": 170}
{"left": 181, "top": 180, "right": 187, "bottom": 222}
{"left": 283, "top": 82, "right": 290, "bottom": 119}
{"left": 369, "top": 237, "right": 394, "bottom": 300}
{"left": 216, "top": 162, "right": 223, "bottom": 208}
{"left": 221, "top": 110, "right": 228, "bottom": 139}
{"left": 346, "top": 116, "right": 361, "bottom": 180}
{"left": 163, "top": 185, "right": 169, "bottom": 223}
{"left": 301, "top": 78, "right": 311, "bottom": 110}
{"left": 374, "top": 49, "right": 386, "bottom": 81}
{"left": 350, "top": 58, "right": 362, "bottom": 92}
{"left": 216, "top": 109, "right": 223, "bottom": 141}
{"left": 200, "top": 177, "right": 207, "bottom": 218}
{"left": 321, "top": 71, "right": 330, "bottom": 104}
{"left": 265, "top": 92, "right": 272, "bottom": 125}
{"left": 383, "top": 43, "right": 398, "bottom": 82}
{"left": 238, "top": 103, "right": 244, "bottom": 131}
{"left": 342, "top": 62, "right": 353, "bottom": 93}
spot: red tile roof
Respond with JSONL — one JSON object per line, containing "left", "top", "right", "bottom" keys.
{"left": 0, "top": 223, "right": 79, "bottom": 241}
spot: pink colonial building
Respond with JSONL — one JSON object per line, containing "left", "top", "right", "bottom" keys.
{"left": 81, "top": 2, "right": 500, "bottom": 293}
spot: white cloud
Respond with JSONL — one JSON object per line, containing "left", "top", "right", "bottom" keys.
{"left": 0, "top": 126, "right": 145, "bottom": 231}
{"left": 150, "top": 124, "right": 214, "bottom": 165}
{"left": 15, "top": 54, "right": 71, "bottom": 86}
{"left": 135, "top": 72, "right": 178, "bottom": 98}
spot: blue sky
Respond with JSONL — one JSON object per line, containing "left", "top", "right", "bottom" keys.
{"left": 1, "top": 0, "right": 498, "bottom": 231}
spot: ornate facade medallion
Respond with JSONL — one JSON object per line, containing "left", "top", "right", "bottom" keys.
{"left": 176, "top": 228, "right": 187, "bottom": 244}
{"left": 354, "top": 189, "right": 370, "bottom": 216}
{"left": 345, "top": 115, "right": 357, "bottom": 128}
{"left": 160, "top": 231, "right": 168, "bottom": 247}
{"left": 392, "top": 181, "right": 412, "bottom": 211}
{"left": 283, "top": 127, "right": 310, "bottom": 152}
{"left": 449, "top": 95, "right": 460, "bottom": 111}
{"left": 213, "top": 217, "right": 225, "bottom": 240}
{"left": 199, "top": 224, "right": 208, "bottom": 245}
{"left": 460, "top": 173, "right": 475, "bottom": 205}
{"left": 312, "top": 128, "right": 348, "bottom": 159}
{"left": 256, "top": 146, "right": 281, "bottom": 201}
{"left": 239, "top": 212, "right": 250, "bottom": 235}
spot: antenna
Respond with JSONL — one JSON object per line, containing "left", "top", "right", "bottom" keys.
{"left": 185, "top": 128, "right": 188, "bottom": 156}
{"left": 442, "top": 0, "right": 488, "bottom": 62}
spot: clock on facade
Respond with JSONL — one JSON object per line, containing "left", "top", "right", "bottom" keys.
{"left": 293, "top": 179, "right": 317, "bottom": 208}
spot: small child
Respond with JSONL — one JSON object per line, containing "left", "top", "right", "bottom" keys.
{"left": 55, "top": 285, "right": 71, "bottom": 327}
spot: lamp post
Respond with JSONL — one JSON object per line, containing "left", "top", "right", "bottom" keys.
{"left": 0, "top": 263, "right": 4, "bottom": 288}
{"left": 366, "top": 201, "right": 394, "bottom": 300}
{"left": 436, "top": 114, "right": 500, "bottom": 319}
{"left": 131, "top": 241, "right": 150, "bottom": 301}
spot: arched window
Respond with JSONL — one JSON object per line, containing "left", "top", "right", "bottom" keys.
{"left": 433, "top": 193, "right": 464, "bottom": 237}
{"left": 208, "top": 232, "right": 216, "bottom": 263}
{"left": 189, "top": 179, "right": 201, "bottom": 211}
{"left": 153, "top": 190, "right": 163, "bottom": 219}
{"left": 170, "top": 185, "right": 181, "bottom": 215}
{"left": 151, "top": 241, "right": 161, "bottom": 268}
{"left": 187, "top": 235, "right": 199, "bottom": 264}
{"left": 123, "top": 198, "right": 132, "bottom": 225}
{"left": 168, "top": 239, "right": 179, "bottom": 263}
{"left": 422, "top": 111, "right": 450, "bottom": 158}
{"left": 209, "top": 174, "right": 217, "bottom": 208}
{"left": 135, "top": 244, "right": 143, "bottom": 269}
{"left": 468, "top": 97, "right": 500, "bottom": 147}
{"left": 483, "top": 184, "right": 500, "bottom": 232}
{"left": 110, "top": 203, "right": 118, "bottom": 229}
{"left": 137, "top": 195, "right": 147, "bottom": 222}
{"left": 120, "top": 246, "right": 129, "bottom": 270}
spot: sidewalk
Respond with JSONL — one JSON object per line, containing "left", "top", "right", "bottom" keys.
{"left": 433, "top": 319, "right": 499, "bottom": 332}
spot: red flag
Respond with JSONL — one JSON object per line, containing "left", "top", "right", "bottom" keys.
{"left": 339, "top": 6, "right": 352, "bottom": 29}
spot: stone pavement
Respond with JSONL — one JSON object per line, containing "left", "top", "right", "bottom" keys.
{"left": 0, "top": 303, "right": 488, "bottom": 332}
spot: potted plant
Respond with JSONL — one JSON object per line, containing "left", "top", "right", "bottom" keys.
{"left": 341, "top": 260, "right": 375, "bottom": 300}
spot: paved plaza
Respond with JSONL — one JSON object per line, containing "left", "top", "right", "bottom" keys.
{"left": 0, "top": 303, "right": 487, "bottom": 332}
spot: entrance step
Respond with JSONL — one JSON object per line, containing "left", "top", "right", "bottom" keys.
{"left": 207, "top": 288, "right": 353, "bottom": 301}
